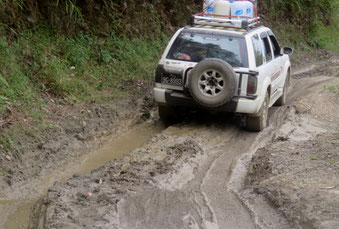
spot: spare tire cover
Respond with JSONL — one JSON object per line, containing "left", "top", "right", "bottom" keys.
{"left": 189, "top": 58, "right": 236, "bottom": 108}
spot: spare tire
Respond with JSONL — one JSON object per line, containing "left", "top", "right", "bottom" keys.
{"left": 189, "top": 58, "right": 236, "bottom": 108}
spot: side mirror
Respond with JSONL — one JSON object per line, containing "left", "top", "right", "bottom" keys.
{"left": 281, "top": 47, "right": 293, "bottom": 56}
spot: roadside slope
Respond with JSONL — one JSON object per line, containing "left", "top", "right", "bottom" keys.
{"left": 246, "top": 56, "right": 339, "bottom": 228}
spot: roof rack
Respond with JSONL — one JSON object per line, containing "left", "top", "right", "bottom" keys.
{"left": 191, "top": 14, "right": 260, "bottom": 30}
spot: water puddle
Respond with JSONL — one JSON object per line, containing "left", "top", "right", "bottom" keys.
{"left": 2, "top": 122, "right": 164, "bottom": 229}
{"left": 75, "top": 122, "right": 164, "bottom": 174}
{"left": 3, "top": 201, "right": 34, "bottom": 229}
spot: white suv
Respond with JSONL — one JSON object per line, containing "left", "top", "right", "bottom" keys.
{"left": 154, "top": 16, "right": 293, "bottom": 131}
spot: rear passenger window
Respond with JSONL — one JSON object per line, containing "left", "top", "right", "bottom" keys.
{"left": 269, "top": 35, "right": 281, "bottom": 58}
{"left": 251, "top": 34, "right": 263, "bottom": 67}
{"left": 261, "top": 32, "right": 272, "bottom": 62}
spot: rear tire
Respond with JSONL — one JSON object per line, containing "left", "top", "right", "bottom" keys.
{"left": 275, "top": 82, "right": 287, "bottom": 106}
{"left": 247, "top": 92, "right": 269, "bottom": 132}
{"left": 275, "top": 70, "right": 290, "bottom": 106}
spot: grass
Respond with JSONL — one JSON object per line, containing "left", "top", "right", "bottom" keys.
{"left": 0, "top": 0, "right": 338, "bottom": 153}
{"left": 324, "top": 84, "right": 338, "bottom": 93}
{"left": 0, "top": 24, "right": 168, "bottom": 151}
{"left": 0, "top": 25, "right": 168, "bottom": 113}
{"left": 261, "top": 0, "right": 338, "bottom": 53}
{"left": 330, "top": 157, "right": 339, "bottom": 164}
{"left": 312, "top": 0, "right": 339, "bottom": 51}
{"left": 0, "top": 134, "right": 13, "bottom": 152}
{"left": 309, "top": 155, "right": 319, "bottom": 161}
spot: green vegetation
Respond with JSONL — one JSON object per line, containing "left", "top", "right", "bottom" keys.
{"left": 312, "top": 0, "right": 339, "bottom": 50}
{"left": 0, "top": 0, "right": 181, "bottom": 152}
{"left": 324, "top": 84, "right": 338, "bottom": 93}
{"left": 260, "top": 0, "right": 339, "bottom": 51}
{"left": 0, "top": 24, "right": 167, "bottom": 151}
{"left": 0, "top": 0, "right": 338, "bottom": 153}
{"left": 330, "top": 157, "right": 339, "bottom": 164}
{"left": 309, "top": 155, "right": 319, "bottom": 161}
{"left": 0, "top": 25, "right": 167, "bottom": 115}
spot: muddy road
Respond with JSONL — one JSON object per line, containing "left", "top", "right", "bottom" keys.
{"left": 30, "top": 111, "right": 290, "bottom": 229}
{"left": 1, "top": 55, "right": 338, "bottom": 229}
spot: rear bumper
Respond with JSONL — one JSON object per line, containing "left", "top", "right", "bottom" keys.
{"left": 154, "top": 87, "right": 263, "bottom": 114}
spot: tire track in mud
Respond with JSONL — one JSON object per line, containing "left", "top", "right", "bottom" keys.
{"left": 30, "top": 121, "right": 277, "bottom": 229}
{"left": 1, "top": 121, "right": 164, "bottom": 229}
{"left": 28, "top": 61, "right": 337, "bottom": 229}
{"left": 116, "top": 64, "right": 337, "bottom": 229}
{"left": 115, "top": 124, "right": 259, "bottom": 229}
{"left": 228, "top": 61, "right": 339, "bottom": 229}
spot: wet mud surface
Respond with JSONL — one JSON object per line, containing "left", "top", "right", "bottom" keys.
{"left": 246, "top": 74, "right": 339, "bottom": 228}
{"left": 1, "top": 53, "right": 338, "bottom": 229}
{"left": 30, "top": 121, "right": 264, "bottom": 229}
{"left": 0, "top": 95, "right": 156, "bottom": 229}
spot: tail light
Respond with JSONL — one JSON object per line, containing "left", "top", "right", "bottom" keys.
{"left": 155, "top": 65, "right": 164, "bottom": 83}
{"left": 247, "top": 75, "right": 257, "bottom": 95}
{"left": 184, "top": 68, "right": 193, "bottom": 88}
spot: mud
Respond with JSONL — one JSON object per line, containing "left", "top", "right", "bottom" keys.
{"left": 0, "top": 93, "right": 157, "bottom": 229}
{"left": 245, "top": 61, "right": 339, "bottom": 228}
{"left": 30, "top": 121, "right": 260, "bottom": 229}
{"left": 0, "top": 95, "right": 154, "bottom": 199}
{"left": 32, "top": 55, "right": 339, "bottom": 229}
{"left": 27, "top": 102, "right": 297, "bottom": 229}
{"left": 2, "top": 53, "right": 339, "bottom": 228}
{"left": 246, "top": 119, "right": 339, "bottom": 229}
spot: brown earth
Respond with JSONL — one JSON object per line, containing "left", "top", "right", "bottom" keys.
{"left": 245, "top": 57, "right": 339, "bottom": 228}
{"left": 0, "top": 50, "right": 338, "bottom": 229}
{"left": 0, "top": 84, "right": 155, "bottom": 199}
{"left": 0, "top": 82, "right": 157, "bottom": 229}
{"left": 27, "top": 53, "right": 339, "bottom": 229}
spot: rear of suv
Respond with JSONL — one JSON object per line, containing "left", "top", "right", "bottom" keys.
{"left": 154, "top": 16, "right": 293, "bottom": 131}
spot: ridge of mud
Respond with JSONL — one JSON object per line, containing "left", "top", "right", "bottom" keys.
{"left": 227, "top": 106, "right": 292, "bottom": 229}
{"left": 0, "top": 93, "right": 155, "bottom": 200}
{"left": 246, "top": 124, "right": 339, "bottom": 229}
{"left": 29, "top": 133, "right": 206, "bottom": 229}
{"left": 292, "top": 56, "right": 339, "bottom": 79}
{"left": 246, "top": 73, "right": 339, "bottom": 228}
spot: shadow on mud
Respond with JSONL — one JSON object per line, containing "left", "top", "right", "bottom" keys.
{"left": 164, "top": 108, "right": 241, "bottom": 129}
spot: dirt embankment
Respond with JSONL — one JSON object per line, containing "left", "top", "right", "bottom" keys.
{"left": 246, "top": 56, "right": 339, "bottom": 229}
{"left": 0, "top": 90, "right": 155, "bottom": 200}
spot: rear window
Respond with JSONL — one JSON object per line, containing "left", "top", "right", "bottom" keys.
{"left": 167, "top": 31, "right": 248, "bottom": 68}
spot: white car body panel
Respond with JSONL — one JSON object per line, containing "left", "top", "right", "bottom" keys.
{"left": 153, "top": 25, "right": 291, "bottom": 115}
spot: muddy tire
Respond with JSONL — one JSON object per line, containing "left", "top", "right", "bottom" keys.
{"left": 275, "top": 82, "right": 287, "bottom": 106}
{"left": 189, "top": 59, "right": 236, "bottom": 108}
{"left": 275, "top": 70, "right": 290, "bottom": 106}
{"left": 247, "top": 92, "right": 269, "bottom": 132}
{"left": 158, "top": 105, "right": 177, "bottom": 125}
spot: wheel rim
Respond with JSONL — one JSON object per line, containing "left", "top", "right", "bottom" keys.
{"left": 198, "top": 70, "right": 225, "bottom": 97}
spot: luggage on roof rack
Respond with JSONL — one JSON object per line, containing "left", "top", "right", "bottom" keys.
{"left": 203, "top": 0, "right": 258, "bottom": 18}
{"left": 190, "top": 14, "right": 260, "bottom": 30}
